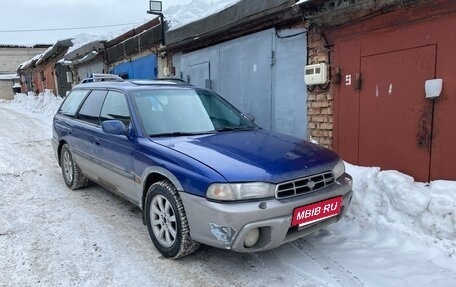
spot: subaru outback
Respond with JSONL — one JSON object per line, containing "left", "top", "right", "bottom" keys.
{"left": 52, "top": 78, "right": 353, "bottom": 258}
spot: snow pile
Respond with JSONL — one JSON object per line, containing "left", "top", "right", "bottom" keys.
{"left": 165, "top": 0, "right": 241, "bottom": 29}
{"left": 346, "top": 163, "right": 456, "bottom": 240}
{"left": 13, "top": 90, "right": 63, "bottom": 116}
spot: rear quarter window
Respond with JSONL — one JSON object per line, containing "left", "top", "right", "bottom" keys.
{"left": 59, "top": 90, "right": 89, "bottom": 117}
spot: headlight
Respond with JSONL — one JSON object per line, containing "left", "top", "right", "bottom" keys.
{"left": 332, "top": 160, "right": 345, "bottom": 178}
{"left": 206, "top": 182, "right": 276, "bottom": 201}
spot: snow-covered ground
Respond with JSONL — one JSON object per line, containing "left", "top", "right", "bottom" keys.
{"left": 0, "top": 92, "right": 455, "bottom": 286}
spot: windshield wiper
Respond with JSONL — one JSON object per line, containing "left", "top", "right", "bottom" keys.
{"left": 216, "top": 126, "right": 256, "bottom": 132}
{"left": 150, "top": 131, "right": 214, "bottom": 137}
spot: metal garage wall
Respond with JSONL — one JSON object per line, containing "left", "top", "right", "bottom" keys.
{"left": 77, "top": 60, "right": 104, "bottom": 82}
{"left": 173, "top": 28, "right": 307, "bottom": 138}
{"left": 219, "top": 30, "right": 273, "bottom": 130}
{"left": 111, "top": 54, "right": 157, "bottom": 79}
{"left": 273, "top": 28, "right": 307, "bottom": 138}
{"left": 55, "top": 63, "right": 72, "bottom": 97}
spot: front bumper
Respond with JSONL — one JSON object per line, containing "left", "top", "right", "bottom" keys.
{"left": 180, "top": 173, "right": 353, "bottom": 252}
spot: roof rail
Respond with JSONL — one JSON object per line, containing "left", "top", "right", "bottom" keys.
{"left": 80, "top": 73, "right": 124, "bottom": 84}
{"left": 128, "top": 78, "right": 190, "bottom": 86}
{"left": 156, "top": 78, "right": 187, "bottom": 83}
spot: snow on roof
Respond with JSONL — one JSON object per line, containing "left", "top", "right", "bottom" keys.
{"left": 66, "top": 33, "right": 108, "bottom": 56}
{"left": 17, "top": 52, "right": 43, "bottom": 71}
{"left": 64, "top": 40, "right": 105, "bottom": 62}
{"left": 65, "top": 51, "right": 99, "bottom": 65}
{"left": 57, "top": 59, "right": 73, "bottom": 65}
{"left": 165, "top": 0, "right": 241, "bottom": 29}
{"left": 17, "top": 39, "right": 73, "bottom": 71}
{"left": 0, "top": 74, "right": 18, "bottom": 80}
{"left": 294, "top": 0, "right": 311, "bottom": 5}
{"left": 63, "top": 18, "right": 159, "bottom": 62}
{"left": 35, "top": 39, "right": 73, "bottom": 65}
{"left": 165, "top": 0, "right": 294, "bottom": 47}
{"left": 17, "top": 0, "right": 295, "bottom": 69}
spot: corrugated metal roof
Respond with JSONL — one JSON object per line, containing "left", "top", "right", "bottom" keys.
{"left": 106, "top": 18, "right": 161, "bottom": 48}
{"left": 64, "top": 41, "right": 106, "bottom": 61}
{"left": 35, "top": 39, "right": 73, "bottom": 66}
{"left": 165, "top": 0, "right": 297, "bottom": 49}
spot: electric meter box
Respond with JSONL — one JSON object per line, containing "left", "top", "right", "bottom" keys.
{"left": 304, "top": 63, "right": 328, "bottom": 85}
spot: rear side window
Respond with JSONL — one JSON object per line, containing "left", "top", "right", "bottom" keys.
{"left": 77, "top": 90, "right": 107, "bottom": 125}
{"left": 59, "top": 90, "right": 88, "bottom": 116}
{"left": 100, "top": 91, "right": 131, "bottom": 126}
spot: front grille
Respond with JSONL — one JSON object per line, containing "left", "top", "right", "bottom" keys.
{"left": 275, "top": 171, "right": 335, "bottom": 199}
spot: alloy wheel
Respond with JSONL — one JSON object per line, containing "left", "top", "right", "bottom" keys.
{"left": 62, "top": 150, "right": 73, "bottom": 183}
{"left": 150, "top": 194, "right": 177, "bottom": 248}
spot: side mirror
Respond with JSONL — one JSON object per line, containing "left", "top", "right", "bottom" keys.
{"left": 245, "top": 113, "right": 256, "bottom": 122}
{"left": 102, "top": 120, "right": 127, "bottom": 135}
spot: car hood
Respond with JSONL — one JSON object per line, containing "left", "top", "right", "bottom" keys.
{"left": 151, "top": 129, "right": 339, "bottom": 183}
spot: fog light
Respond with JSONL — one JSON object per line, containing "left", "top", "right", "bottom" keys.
{"left": 244, "top": 228, "right": 260, "bottom": 248}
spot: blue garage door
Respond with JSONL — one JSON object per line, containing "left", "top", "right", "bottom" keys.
{"left": 112, "top": 54, "right": 157, "bottom": 79}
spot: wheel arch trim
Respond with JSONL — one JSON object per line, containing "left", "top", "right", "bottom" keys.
{"left": 140, "top": 166, "right": 184, "bottom": 212}
{"left": 141, "top": 166, "right": 183, "bottom": 191}
{"left": 56, "top": 139, "right": 69, "bottom": 165}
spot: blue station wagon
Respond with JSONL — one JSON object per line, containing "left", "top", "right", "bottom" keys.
{"left": 52, "top": 78, "right": 353, "bottom": 258}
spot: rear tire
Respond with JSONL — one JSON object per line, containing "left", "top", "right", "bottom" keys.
{"left": 145, "top": 180, "right": 200, "bottom": 259}
{"left": 60, "top": 144, "right": 88, "bottom": 190}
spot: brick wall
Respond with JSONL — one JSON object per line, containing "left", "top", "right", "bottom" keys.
{"left": 306, "top": 25, "right": 334, "bottom": 149}
{"left": 302, "top": 0, "right": 438, "bottom": 150}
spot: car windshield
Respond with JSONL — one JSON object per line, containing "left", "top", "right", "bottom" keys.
{"left": 132, "top": 89, "right": 256, "bottom": 136}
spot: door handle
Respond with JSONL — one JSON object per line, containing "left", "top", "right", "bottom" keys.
{"left": 94, "top": 138, "right": 100, "bottom": 146}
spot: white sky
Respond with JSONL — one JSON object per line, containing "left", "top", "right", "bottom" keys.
{"left": 0, "top": 0, "right": 190, "bottom": 46}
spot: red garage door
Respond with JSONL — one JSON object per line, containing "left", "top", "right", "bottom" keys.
{"left": 334, "top": 18, "right": 456, "bottom": 182}
{"left": 359, "top": 45, "right": 436, "bottom": 181}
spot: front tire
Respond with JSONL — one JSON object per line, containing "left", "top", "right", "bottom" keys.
{"left": 145, "top": 180, "right": 199, "bottom": 259}
{"left": 60, "top": 144, "right": 88, "bottom": 190}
